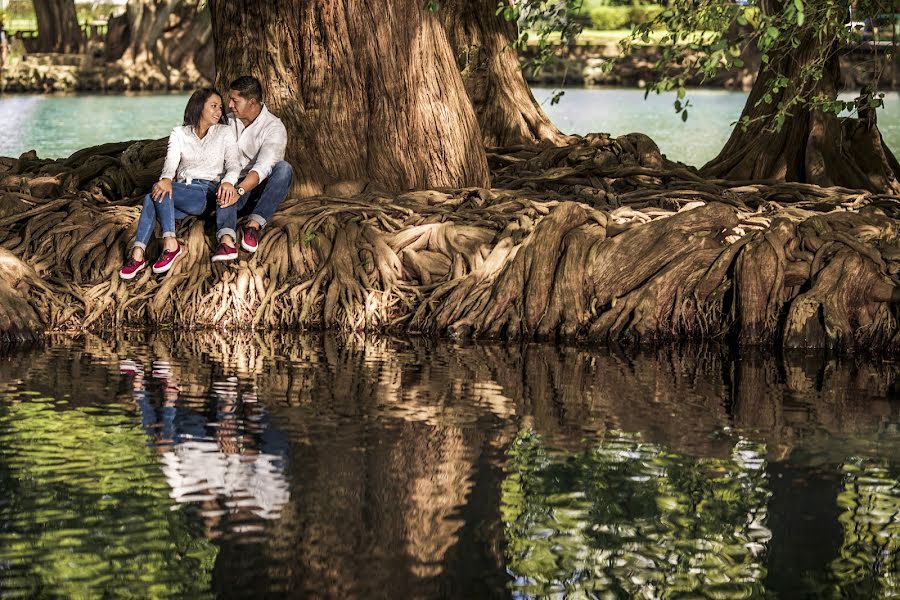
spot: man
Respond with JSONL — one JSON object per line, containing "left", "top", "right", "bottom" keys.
{"left": 213, "top": 75, "right": 292, "bottom": 261}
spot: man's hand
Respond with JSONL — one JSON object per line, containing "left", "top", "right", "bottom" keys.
{"left": 151, "top": 178, "right": 173, "bottom": 202}
{"left": 217, "top": 182, "right": 238, "bottom": 208}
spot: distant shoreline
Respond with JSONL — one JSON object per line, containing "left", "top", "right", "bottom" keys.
{"left": 521, "top": 43, "right": 900, "bottom": 91}
{"left": 1, "top": 43, "right": 896, "bottom": 94}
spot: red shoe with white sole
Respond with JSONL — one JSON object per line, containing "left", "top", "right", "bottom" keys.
{"left": 211, "top": 243, "right": 238, "bottom": 262}
{"left": 241, "top": 227, "right": 260, "bottom": 253}
{"left": 152, "top": 244, "right": 182, "bottom": 274}
{"left": 119, "top": 257, "right": 147, "bottom": 280}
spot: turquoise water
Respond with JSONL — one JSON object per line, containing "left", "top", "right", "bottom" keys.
{"left": 532, "top": 87, "right": 900, "bottom": 166}
{"left": 0, "top": 89, "right": 897, "bottom": 166}
{"left": 0, "top": 93, "right": 188, "bottom": 159}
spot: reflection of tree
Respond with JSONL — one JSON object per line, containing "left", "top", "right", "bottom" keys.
{"left": 502, "top": 431, "right": 771, "bottom": 598}
{"left": 0, "top": 397, "right": 216, "bottom": 598}
{"left": 2, "top": 333, "right": 898, "bottom": 597}
{"left": 829, "top": 457, "right": 900, "bottom": 598}
{"left": 251, "top": 334, "right": 518, "bottom": 598}
{"left": 733, "top": 352, "right": 899, "bottom": 459}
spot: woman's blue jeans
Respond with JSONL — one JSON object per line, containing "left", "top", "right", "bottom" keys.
{"left": 132, "top": 180, "right": 216, "bottom": 250}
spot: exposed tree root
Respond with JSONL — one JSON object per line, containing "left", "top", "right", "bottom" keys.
{"left": 1, "top": 135, "right": 898, "bottom": 351}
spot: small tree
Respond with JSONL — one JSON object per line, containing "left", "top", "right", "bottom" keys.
{"left": 33, "top": 0, "right": 84, "bottom": 53}
{"left": 622, "top": 0, "right": 899, "bottom": 193}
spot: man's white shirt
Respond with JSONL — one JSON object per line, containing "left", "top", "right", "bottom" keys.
{"left": 227, "top": 105, "right": 288, "bottom": 183}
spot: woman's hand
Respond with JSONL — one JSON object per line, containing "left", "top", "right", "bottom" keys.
{"left": 151, "top": 178, "right": 173, "bottom": 202}
{"left": 217, "top": 182, "right": 238, "bottom": 208}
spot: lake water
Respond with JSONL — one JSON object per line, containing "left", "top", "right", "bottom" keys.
{"left": 0, "top": 332, "right": 898, "bottom": 598}
{"left": 0, "top": 89, "right": 898, "bottom": 167}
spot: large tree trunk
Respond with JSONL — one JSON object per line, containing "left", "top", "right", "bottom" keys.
{"left": 441, "top": 0, "right": 569, "bottom": 147}
{"left": 105, "top": 0, "right": 214, "bottom": 84}
{"left": 209, "top": 0, "right": 490, "bottom": 196}
{"left": 702, "top": 13, "right": 900, "bottom": 194}
{"left": 33, "top": 0, "right": 84, "bottom": 54}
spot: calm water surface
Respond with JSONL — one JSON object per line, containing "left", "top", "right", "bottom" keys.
{"left": 0, "top": 89, "right": 897, "bottom": 166}
{"left": 532, "top": 87, "right": 900, "bottom": 166}
{"left": 0, "top": 333, "right": 898, "bottom": 598}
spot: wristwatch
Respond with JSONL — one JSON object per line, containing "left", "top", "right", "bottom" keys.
{"left": 237, "top": 187, "right": 246, "bottom": 196}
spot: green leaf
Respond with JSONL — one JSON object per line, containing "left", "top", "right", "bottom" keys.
{"left": 681, "top": 110, "right": 688, "bottom": 122}
{"left": 793, "top": 0, "right": 804, "bottom": 25}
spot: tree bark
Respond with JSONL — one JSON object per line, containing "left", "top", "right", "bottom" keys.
{"left": 702, "top": 12, "right": 900, "bottom": 194}
{"left": 209, "top": 0, "right": 490, "bottom": 196}
{"left": 441, "top": 0, "right": 569, "bottom": 147}
{"left": 105, "top": 0, "right": 214, "bottom": 84}
{"left": 33, "top": 0, "right": 84, "bottom": 54}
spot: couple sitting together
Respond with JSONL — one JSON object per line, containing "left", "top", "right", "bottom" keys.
{"left": 119, "top": 75, "right": 292, "bottom": 280}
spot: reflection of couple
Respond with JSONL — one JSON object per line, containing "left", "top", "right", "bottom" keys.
{"left": 122, "top": 358, "right": 291, "bottom": 526}
{"left": 120, "top": 75, "right": 292, "bottom": 279}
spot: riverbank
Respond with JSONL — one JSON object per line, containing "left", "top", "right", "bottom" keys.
{"left": 2, "top": 43, "right": 896, "bottom": 94}
{"left": 0, "top": 53, "right": 210, "bottom": 93}
{"left": 1, "top": 134, "right": 898, "bottom": 351}
{"left": 521, "top": 43, "right": 899, "bottom": 91}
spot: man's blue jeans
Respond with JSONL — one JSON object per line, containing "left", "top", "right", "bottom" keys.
{"left": 132, "top": 180, "right": 216, "bottom": 250}
{"left": 216, "top": 161, "right": 293, "bottom": 241}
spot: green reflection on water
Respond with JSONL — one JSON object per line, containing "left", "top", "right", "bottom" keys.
{"left": 0, "top": 397, "right": 216, "bottom": 599}
{"left": 830, "top": 458, "right": 900, "bottom": 598}
{"left": 502, "top": 430, "right": 770, "bottom": 598}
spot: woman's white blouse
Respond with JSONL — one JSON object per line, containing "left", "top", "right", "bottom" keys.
{"left": 160, "top": 123, "right": 241, "bottom": 185}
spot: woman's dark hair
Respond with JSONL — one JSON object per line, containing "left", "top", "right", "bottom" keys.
{"left": 229, "top": 76, "right": 264, "bottom": 104}
{"left": 183, "top": 88, "right": 228, "bottom": 128}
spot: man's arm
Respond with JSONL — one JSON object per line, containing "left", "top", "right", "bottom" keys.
{"left": 242, "top": 122, "right": 287, "bottom": 187}
{"left": 237, "top": 170, "right": 261, "bottom": 194}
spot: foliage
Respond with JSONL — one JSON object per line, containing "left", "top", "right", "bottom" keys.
{"left": 616, "top": 0, "right": 896, "bottom": 128}
{"left": 581, "top": 0, "right": 660, "bottom": 7}
{"left": 829, "top": 457, "right": 900, "bottom": 597}
{"left": 587, "top": 5, "right": 664, "bottom": 31}
{"left": 0, "top": 0, "right": 121, "bottom": 33}
{"left": 0, "top": 397, "right": 217, "bottom": 599}
{"left": 501, "top": 430, "right": 771, "bottom": 597}
{"left": 500, "top": 0, "right": 586, "bottom": 78}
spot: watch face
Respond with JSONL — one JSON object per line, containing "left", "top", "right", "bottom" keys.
{"left": 238, "top": 187, "right": 245, "bottom": 196}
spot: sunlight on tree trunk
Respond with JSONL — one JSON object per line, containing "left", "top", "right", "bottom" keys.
{"left": 209, "top": 0, "right": 490, "bottom": 196}
{"left": 441, "top": 0, "right": 570, "bottom": 147}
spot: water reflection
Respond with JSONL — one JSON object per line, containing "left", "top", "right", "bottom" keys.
{"left": 0, "top": 333, "right": 897, "bottom": 598}
{"left": 503, "top": 433, "right": 771, "bottom": 598}
{"left": 123, "top": 360, "right": 290, "bottom": 533}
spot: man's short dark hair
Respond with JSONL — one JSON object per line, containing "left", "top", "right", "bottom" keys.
{"left": 229, "top": 76, "right": 264, "bottom": 104}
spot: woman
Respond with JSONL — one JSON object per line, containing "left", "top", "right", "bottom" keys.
{"left": 120, "top": 88, "right": 241, "bottom": 279}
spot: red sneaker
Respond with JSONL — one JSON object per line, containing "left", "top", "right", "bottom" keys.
{"left": 152, "top": 244, "right": 182, "bottom": 274}
{"left": 211, "top": 243, "right": 238, "bottom": 262}
{"left": 241, "top": 227, "right": 260, "bottom": 253}
{"left": 119, "top": 257, "right": 146, "bottom": 280}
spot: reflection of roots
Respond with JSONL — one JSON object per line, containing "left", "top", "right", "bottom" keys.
{"left": 1, "top": 135, "right": 899, "bottom": 351}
